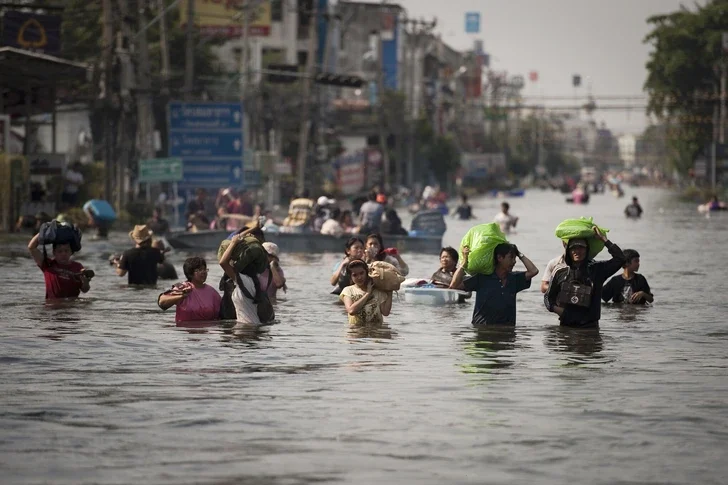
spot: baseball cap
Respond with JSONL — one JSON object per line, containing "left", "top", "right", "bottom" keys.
{"left": 317, "top": 196, "right": 335, "bottom": 206}
{"left": 567, "top": 238, "right": 588, "bottom": 249}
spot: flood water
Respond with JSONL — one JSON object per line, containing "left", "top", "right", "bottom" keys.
{"left": 1, "top": 187, "right": 727, "bottom": 484}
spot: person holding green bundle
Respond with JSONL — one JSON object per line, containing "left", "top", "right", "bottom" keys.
{"left": 450, "top": 223, "right": 539, "bottom": 326}
{"left": 545, "top": 224, "right": 626, "bottom": 328}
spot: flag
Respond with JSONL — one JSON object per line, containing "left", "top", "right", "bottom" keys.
{"left": 529, "top": 71, "right": 538, "bottom": 82}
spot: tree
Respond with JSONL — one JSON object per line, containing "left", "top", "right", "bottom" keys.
{"left": 643, "top": 0, "right": 728, "bottom": 174}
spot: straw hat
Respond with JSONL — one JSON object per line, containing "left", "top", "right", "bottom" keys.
{"left": 129, "top": 224, "right": 152, "bottom": 243}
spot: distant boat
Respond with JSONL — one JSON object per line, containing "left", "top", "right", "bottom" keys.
{"left": 488, "top": 189, "right": 525, "bottom": 198}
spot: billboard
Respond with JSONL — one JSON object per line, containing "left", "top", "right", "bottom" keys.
{"left": 2, "top": 11, "right": 61, "bottom": 55}
{"left": 180, "top": 0, "right": 271, "bottom": 37}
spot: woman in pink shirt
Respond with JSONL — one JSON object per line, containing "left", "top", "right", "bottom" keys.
{"left": 158, "top": 257, "right": 222, "bottom": 324}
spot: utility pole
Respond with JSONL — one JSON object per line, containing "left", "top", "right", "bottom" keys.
{"left": 402, "top": 17, "right": 436, "bottom": 189}
{"left": 376, "top": 27, "right": 391, "bottom": 192}
{"left": 296, "top": 3, "right": 318, "bottom": 196}
{"left": 117, "top": 0, "right": 135, "bottom": 211}
{"left": 183, "top": 0, "right": 195, "bottom": 100}
{"left": 102, "top": 0, "right": 114, "bottom": 204}
{"left": 720, "top": 61, "right": 726, "bottom": 144}
{"left": 136, "top": 0, "right": 155, "bottom": 201}
{"left": 157, "top": 0, "right": 171, "bottom": 97}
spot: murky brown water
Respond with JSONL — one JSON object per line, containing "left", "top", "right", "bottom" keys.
{"left": 1, "top": 187, "right": 727, "bottom": 484}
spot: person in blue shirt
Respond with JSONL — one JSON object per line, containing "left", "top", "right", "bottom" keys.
{"left": 450, "top": 243, "right": 539, "bottom": 325}
{"left": 82, "top": 199, "right": 116, "bottom": 239}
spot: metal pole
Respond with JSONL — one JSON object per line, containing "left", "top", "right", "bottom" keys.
{"left": 157, "top": 0, "right": 171, "bottom": 96}
{"left": 102, "top": 0, "right": 114, "bottom": 203}
{"left": 721, "top": 62, "right": 726, "bottom": 144}
{"left": 240, "top": 4, "right": 250, "bottom": 164}
{"left": 377, "top": 28, "right": 391, "bottom": 192}
{"left": 183, "top": 0, "right": 195, "bottom": 100}
{"left": 295, "top": 4, "right": 318, "bottom": 195}
{"left": 712, "top": 101, "right": 718, "bottom": 191}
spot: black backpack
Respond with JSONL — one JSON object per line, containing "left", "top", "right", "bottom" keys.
{"left": 236, "top": 273, "right": 275, "bottom": 324}
{"left": 218, "top": 273, "right": 275, "bottom": 323}
{"left": 38, "top": 220, "right": 82, "bottom": 253}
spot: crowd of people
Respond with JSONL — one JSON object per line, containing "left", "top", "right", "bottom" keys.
{"left": 26, "top": 183, "right": 656, "bottom": 331}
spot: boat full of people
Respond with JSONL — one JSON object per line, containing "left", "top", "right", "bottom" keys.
{"left": 166, "top": 227, "right": 443, "bottom": 254}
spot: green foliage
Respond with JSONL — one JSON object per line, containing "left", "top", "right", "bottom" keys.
{"left": 643, "top": 0, "right": 728, "bottom": 174}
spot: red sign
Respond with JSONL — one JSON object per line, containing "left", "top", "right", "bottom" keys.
{"left": 529, "top": 71, "right": 539, "bottom": 82}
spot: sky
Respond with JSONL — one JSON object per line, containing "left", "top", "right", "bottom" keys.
{"left": 380, "top": 0, "right": 694, "bottom": 135}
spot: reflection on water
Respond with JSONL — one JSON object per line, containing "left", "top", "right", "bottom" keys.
{"left": 347, "top": 323, "right": 397, "bottom": 340}
{"left": 460, "top": 326, "right": 520, "bottom": 373}
{"left": 2, "top": 189, "right": 728, "bottom": 484}
{"left": 544, "top": 326, "right": 606, "bottom": 363}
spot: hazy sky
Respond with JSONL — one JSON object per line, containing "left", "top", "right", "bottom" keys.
{"left": 385, "top": 0, "right": 692, "bottom": 135}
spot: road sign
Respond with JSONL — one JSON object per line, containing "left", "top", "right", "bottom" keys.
{"left": 138, "top": 157, "right": 183, "bottom": 183}
{"left": 177, "top": 159, "right": 243, "bottom": 190}
{"left": 169, "top": 132, "right": 243, "bottom": 158}
{"left": 168, "top": 102, "right": 243, "bottom": 130}
{"left": 243, "top": 170, "right": 262, "bottom": 188}
{"left": 465, "top": 12, "right": 480, "bottom": 34}
{"left": 167, "top": 101, "right": 244, "bottom": 189}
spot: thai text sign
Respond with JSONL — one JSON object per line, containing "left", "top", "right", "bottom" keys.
{"left": 179, "top": 0, "right": 271, "bottom": 37}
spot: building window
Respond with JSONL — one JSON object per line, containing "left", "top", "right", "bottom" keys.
{"left": 271, "top": 0, "right": 283, "bottom": 22}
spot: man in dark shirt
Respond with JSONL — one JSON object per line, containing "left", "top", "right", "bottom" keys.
{"left": 146, "top": 208, "right": 170, "bottom": 236}
{"left": 454, "top": 195, "right": 475, "bottom": 220}
{"left": 545, "top": 227, "right": 626, "bottom": 328}
{"left": 115, "top": 225, "right": 163, "bottom": 285}
{"left": 624, "top": 196, "right": 643, "bottom": 218}
{"left": 602, "top": 249, "right": 653, "bottom": 304}
{"left": 186, "top": 189, "right": 209, "bottom": 230}
{"left": 451, "top": 243, "right": 539, "bottom": 325}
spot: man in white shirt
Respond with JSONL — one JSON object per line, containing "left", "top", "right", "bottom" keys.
{"left": 494, "top": 202, "right": 518, "bottom": 234}
{"left": 62, "top": 162, "right": 85, "bottom": 207}
{"left": 321, "top": 208, "right": 345, "bottom": 237}
{"left": 540, "top": 254, "right": 567, "bottom": 293}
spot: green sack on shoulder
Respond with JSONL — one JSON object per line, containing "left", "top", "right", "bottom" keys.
{"left": 218, "top": 235, "right": 269, "bottom": 276}
{"left": 554, "top": 216, "right": 609, "bottom": 259}
{"left": 459, "top": 222, "right": 509, "bottom": 275}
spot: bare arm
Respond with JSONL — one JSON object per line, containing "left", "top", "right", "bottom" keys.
{"left": 158, "top": 291, "right": 187, "bottom": 310}
{"left": 270, "top": 261, "right": 286, "bottom": 288}
{"left": 540, "top": 280, "right": 550, "bottom": 293}
{"left": 78, "top": 273, "right": 90, "bottom": 293}
{"left": 449, "top": 247, "right": 469, "bottom": 290}
{"left": 28, "top": 234, "right": 45, "bottom": 267}
{"left": 393, "top": 254, "right": 409, "bottom": 276}
{"left": 379, "top": 291, "right": 393, "bottom": 316}
{"left": 219, "top": 236, "right": 242, "bottom": 282}
{"left": 330, "top": 258, "right": 349, "bottom": 286}
{"left": 343, "top": 284, "right": 375, "bottom": 315}
{"left": 517, "top": 252, "right": 539, "bottom": 280}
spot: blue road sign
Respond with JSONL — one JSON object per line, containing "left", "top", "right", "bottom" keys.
{"left": 169, "top": 132, "right": 243, "bottom": 158}
{"left": 168, "top": 102, "right": 243, "bottom": 130}
{"left": 167, "top": 101, "right": 245, "bottom": 189}
{"left": 177, "top": 159, "right": 243, "bottom": 190}
{"left": 465, "top": 12, "right": 480, "bottom": 34}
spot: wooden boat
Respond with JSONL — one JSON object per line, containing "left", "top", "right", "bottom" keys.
{"left": 165, "top": 229, "right": 443, "bottom": 254}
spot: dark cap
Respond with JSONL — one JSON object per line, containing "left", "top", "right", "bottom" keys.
{"left": 567, "top": 238, "right": 588, "bottom": 249}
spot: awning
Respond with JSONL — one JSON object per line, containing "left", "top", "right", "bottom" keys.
{"left": 0, "top": 46, "right": 89, "bottom": 116}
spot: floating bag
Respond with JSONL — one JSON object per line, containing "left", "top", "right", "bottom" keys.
{"left": 554, "top": 217, "right": 609, "bottom": 259}
{"left": 459, "top": 223, "right": 508, "bottom": 275}
{"left": 217, "top": 235, "right": 268, "bottom": 276}
{"left": 38, "top": 220, "right": 83, "bottom": 253}
{"left": 368, "top": 261, "right": 405, "bottom": 291}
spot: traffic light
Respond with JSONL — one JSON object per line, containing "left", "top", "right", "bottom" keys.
{"left": 266, "top": 64, "right": 299, "bottom": 84}
{"left": 314, "top": 73, "right": 365, "bottom": 88}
